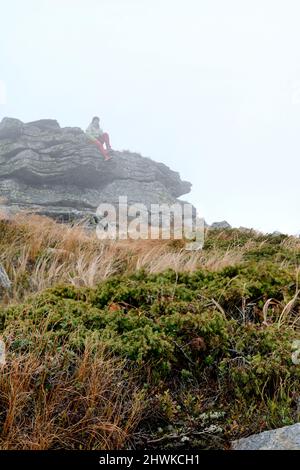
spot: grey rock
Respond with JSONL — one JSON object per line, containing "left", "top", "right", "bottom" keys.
{"left": 232, "top": 423, "right": 300, "bottom": 450}
{"left": 26, "top": 119, "right": 60, "bottom": 131}
{"left": 210, "top": 220, "right": 231, "bottom": 230}
{"left": 0, "top": 117, "right": 192, "bottom": 221}
{"left": 0, "top": 264, "right": 11, "bottom": 289}
{"left": 0, "top": 117, "right": 23, "bottom": 139}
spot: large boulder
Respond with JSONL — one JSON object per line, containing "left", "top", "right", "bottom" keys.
{"left": 0, "top": 117, "right": 192, "bottom": 221}
{"left": 232, "top": 424, "right": 300, "bottom": 450}
{"left": 210, "top": 221, "right": 231, "bottom": 230}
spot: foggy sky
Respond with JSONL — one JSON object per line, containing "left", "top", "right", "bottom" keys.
{"left": 1, "top": 0, "right": 299, "bottom": 234}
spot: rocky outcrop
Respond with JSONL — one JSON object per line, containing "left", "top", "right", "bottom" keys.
{"left": 0, "top": 264, "right": 11, "bottom": 289}
{"left": 232, "top": 424, "right": 300, "bottom": 450}
{"left": 210, "top": 221, "right": 231, "bottom": 230}
{"left": 0, "top": 117, "right": 192, "bottom": 221}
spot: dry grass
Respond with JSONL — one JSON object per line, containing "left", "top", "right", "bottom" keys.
{"left": 0, "top": 333, "right": 144, "bottom": 450}
{"left": 0, "top": 214, "right": 265, "bottom": 305}
{"left": 1, "top": 214, "right": 299, "bottom": 326}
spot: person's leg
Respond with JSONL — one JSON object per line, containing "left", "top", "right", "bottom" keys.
{"left": 101, "top": 132, "right": 112, "bottom": 150}
{"left": 94, "top": 138, "right": 111, "bottom": 160}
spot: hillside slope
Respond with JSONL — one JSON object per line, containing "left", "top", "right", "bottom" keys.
{"left": 0, "top": 216, "right": 299, "bottom": 449}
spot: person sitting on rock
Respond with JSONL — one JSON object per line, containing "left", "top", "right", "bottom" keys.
{"left": 86, "top": 116, "right": 112, "bottom": 161}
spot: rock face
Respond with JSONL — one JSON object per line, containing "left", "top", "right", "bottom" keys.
{"left": 0, "top": 117, "right": 192, "bottom": 221}
{"left": 210, "top": 221, "right": 231, "bottom": 230}
{"left": 232, "top": 424, "right": 300, "bottom": 450}
{"left": 0, "top": 264, "right": 11, "bottom": 289}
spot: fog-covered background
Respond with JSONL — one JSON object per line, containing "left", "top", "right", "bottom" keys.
{"left": 1, "top": 0, "right": 299, "bottom": 233}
